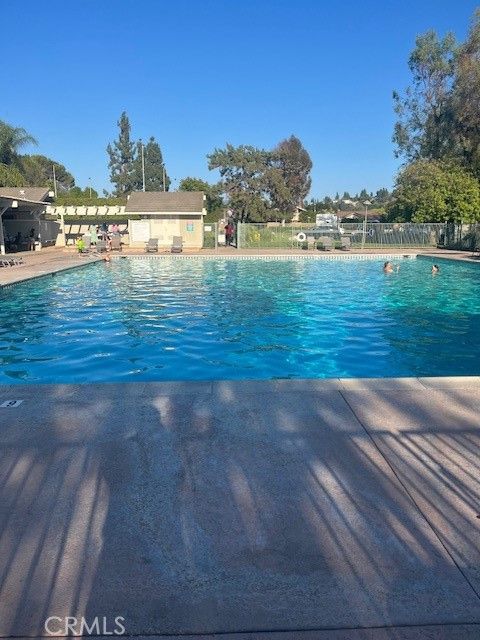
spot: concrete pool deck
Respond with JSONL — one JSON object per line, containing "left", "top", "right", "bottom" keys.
{"left": 0, "top": 247, "right": 101, "bottom": 288}
{"left": 1, "top": 376, "right": 480, "bottom": 639}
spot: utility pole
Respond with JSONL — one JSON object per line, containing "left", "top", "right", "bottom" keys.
{"left": 52, "top": 165, "right": 57, "bottom": 198}
{"left": 140, "top": 141, "right": 146, "bottom": 192}
{"left": 88, "top": 177, "right": 92, "bottom": 198}
{"left": 163, "top": 166, "right": 166, "bottom": 192}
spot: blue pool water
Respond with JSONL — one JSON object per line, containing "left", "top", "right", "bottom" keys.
{"left": 0, "top": 256, "right": 479, "bottom": 383}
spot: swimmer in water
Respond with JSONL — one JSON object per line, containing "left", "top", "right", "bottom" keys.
{"left": 383, "top": 261, "right": 400, "bottom": 273}
{"left": 432, "top": 264, "right": 439, "bottom": 274}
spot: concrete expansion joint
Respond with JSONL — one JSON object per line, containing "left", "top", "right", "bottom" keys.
{"left": 338, "top": 388, "right": 480, "bottom": 607}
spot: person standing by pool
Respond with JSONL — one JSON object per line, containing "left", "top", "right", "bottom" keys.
{"left": 28, "top": 227, "right": 36, "bottom": 251}
{"left": 225, "top": 221, "right": 235, "bottom": 246}
{"left": 90, "top": 225, "right": 98, "bottom": 246}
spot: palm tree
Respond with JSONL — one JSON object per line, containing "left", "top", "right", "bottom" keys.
{"left": 0, "top": 120, "right": 37, "bottom": 166}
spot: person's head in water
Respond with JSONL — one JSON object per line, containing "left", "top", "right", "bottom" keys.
{"left": 383, "top": 261, "right": 393, "bottom": 272}
{"left": 432, "top": 264, "right": 440, "bottom": 274}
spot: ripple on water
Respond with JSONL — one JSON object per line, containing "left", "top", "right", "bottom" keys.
{"left": 0, "top": 257, "right": 479, "bottom": 383}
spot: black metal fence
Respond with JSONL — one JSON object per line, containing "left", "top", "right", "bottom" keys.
{"left": 204, "top": 222, "right": 480, "bottom": 251}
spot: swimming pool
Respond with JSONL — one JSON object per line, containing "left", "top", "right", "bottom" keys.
{"left": 0, "top": 256, "right": 479, "bottom": 384}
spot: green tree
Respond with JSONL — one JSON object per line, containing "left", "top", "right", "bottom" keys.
{"left": 298, "top": 210, "right": 314, "bottom": 223}
{"left": 449, "top": 11, "right": 480, "bottom": 178}
{"left": 66, "top": 186, "right": 99, "bottom": 198}
{"left": 387, "top": 159, "right": 480, "bottom": 223}
{"left": 133, "top": 137, "right": 170, "bottom": 191}
{"left": 267, "top": 135, "right": 312, "bottom": 214}
{"left": 0, "top": 163, "right": 25, "bottom": 187}
{"left": 107, "top": 112, "right": 136, "bottom": 196}
{"left": 208, "top": 144, "right": 270, "bottom": 221}
{"left": 179, "top": 177, "right": 223, "bottom": 218}
{"left": 393, "top": 12, "right": 480, "bottom": 180}
{"left": 20, "top": 155, "right": 75, "bottom": 190}
{"left": 323, "top": 196, "right": 334, "bottom": 209}
{"left": 393, "top": 30, "right": 457, "bottom": 161}
{"left": 375, "top": 188, "right": 390, "bottom": 203}
{"left": 0, "top": 120, "right": 37, "bottom": 166}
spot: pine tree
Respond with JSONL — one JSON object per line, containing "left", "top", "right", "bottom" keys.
{"left": 107, "top": 112, "right": 136, "bottom": 196}
{"left": 268, "top": 135, "right": 312, "bottom": 213}
{"left": 133, "top": 136, "right": 170, "bottom": 191}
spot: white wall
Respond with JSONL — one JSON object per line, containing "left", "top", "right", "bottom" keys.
{"left": 128, "top": 216, "right": 204, "bottom": 248}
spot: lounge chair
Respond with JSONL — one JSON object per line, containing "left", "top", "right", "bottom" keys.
{"left": 340, "top": 236, "right": 351, "bottom": 251}
{"left": 110, "top": 235, "right": 122, "bottom": 251}
{"left": 145, "top": 238, "right": 159, "bottom": 253}
{"left": 318, "top": 236, "right": 334, "bottom": 251}
{"left": 82, "top": 235, "right": 92, "bottom": 252}
{"left": 96, "top": 240, "right": 107, "bottom": 253}
{"left": 0, "top": 257, "right": 24, "bottom": 267}
{"left": 171, "top": 236, "right": 183, "bottom": 253}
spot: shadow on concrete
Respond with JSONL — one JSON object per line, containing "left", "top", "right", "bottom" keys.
{"left": 1, "top": 383, "right": 480, "bottom": 637}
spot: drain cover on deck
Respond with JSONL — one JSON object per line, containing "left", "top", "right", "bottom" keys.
{"left": 0, "top": 400, "right": 24, "bottom": 408}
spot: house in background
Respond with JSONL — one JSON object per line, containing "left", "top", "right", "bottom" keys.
{"left": 0, "top": 187, "right": 57, "bottom": 254}
{"left": 125, "top": 191, "right": 206, "bottom": 249}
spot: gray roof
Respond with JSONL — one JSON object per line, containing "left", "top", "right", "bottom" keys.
{"left": 0, "top": 187, "right": 51, "bottom": 203}
{"left": 125, "top": 191, "right": 205, "bottom": 213}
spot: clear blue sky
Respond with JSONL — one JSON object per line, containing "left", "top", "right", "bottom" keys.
{"left": 2, "top": 0, "right": 478, "bottom": 198}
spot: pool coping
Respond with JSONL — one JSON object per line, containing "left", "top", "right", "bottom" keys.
{"left": 0, "top": 375, "right": 478, "bottom": 394}
{"left": 111, "top": 252, "right": 420, "bottom": 261}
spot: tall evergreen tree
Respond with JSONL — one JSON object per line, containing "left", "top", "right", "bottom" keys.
{"left": 450, "top": 11, "right": 480, "bottom": 178}
{"left": 107, "top": 112, "right": 136, "bottom": 195}
{"left": 133, "top": 137, "right": 170, "bottom": 191}
{"left": 208, "top": 144, "right": 271, "bottom": 222}
{"left": 268, "top": 135, "right": 312, "bottom": 213}
{"left": 393, "top": 10, "right": 480, "bottom": 181}
{"left": 393, "top": 31, "right": 456, "bottom": 162}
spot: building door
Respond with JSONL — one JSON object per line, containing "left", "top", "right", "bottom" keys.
{"left": 152, "top": 219, "right": 180, "bottom": 246}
